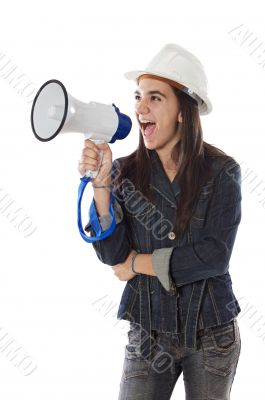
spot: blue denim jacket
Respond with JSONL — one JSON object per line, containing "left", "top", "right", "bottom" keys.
{"left": 85, "top": 149, "right": 242, "bottom": 360}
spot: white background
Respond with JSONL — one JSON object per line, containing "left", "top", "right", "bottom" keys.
{"left": 0, "top": 0, "right": 264, "bottom": 398}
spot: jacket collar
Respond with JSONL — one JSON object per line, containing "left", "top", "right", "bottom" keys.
{"left": 149, "top": 150, "right": 180, "bottom": 208}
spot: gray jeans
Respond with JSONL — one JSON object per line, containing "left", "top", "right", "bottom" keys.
{"left": 118, "top": 318, "right": 241, "bottom": 400}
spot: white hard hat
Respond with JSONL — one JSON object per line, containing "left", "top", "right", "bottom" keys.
{"left": 124, "top": 43, "right": 212, "bottom": 115}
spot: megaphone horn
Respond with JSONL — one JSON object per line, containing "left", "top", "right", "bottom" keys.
{"left": 30, "top": 79, "right": 132, "bottom": 178}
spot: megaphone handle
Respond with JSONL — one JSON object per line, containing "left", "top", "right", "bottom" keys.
{"left": 84, "top": 137, "right": 105, "bottom": 179}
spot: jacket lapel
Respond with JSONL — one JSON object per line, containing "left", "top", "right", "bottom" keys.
{"left": 149, "top": 150, "right": 180, "bottom": 208}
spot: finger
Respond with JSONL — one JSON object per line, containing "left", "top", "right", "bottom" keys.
{"left": 84, "top": 139, "right": 101, "bottom": 154}
{"left": 96, "top": 143, "right": 109, "bottom": 150}
{"left": 78, "top": 160, "right": 99, "bottom": 175}
{"left": 82, "top": 148, "right": 100, "bottom": 161}
{"left": 84, "top": 139, "right": 97, "bottom": 149}
{"left": 80, "top": 153, "right": 100, "bottom": 166}
{"left": 79, "top": 158, "right": 100, "bottom": 170}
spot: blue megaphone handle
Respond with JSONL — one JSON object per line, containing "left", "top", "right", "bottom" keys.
{"left": 77, "top": 176, "right": 116, "bottom": 242}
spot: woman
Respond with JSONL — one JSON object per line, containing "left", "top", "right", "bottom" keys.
{"left": 79, "top": 44, "right": 242, "bottom": 399}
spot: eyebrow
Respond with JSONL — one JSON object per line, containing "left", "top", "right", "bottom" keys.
{"left": 134, "top": 90, "right": 167, "bottom": 98}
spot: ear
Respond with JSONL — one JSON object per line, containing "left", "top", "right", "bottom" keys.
{"left": 178, "top": 112, "right": 183, "bottom": 123}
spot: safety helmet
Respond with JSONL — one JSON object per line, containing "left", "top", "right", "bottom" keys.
{"left": 124, "top": 43, "right": 212, "bottom": 115}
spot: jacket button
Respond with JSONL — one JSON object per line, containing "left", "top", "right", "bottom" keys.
{"left": 168, "top": 231, "right": 176, "bottom": 240}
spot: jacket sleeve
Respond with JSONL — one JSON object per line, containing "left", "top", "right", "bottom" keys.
{"left": 96, "top": 202, "right": 123, "bottom": 231}
{"left": 84, "top": 158, "right": 132, "bottom": 266}
{"left": 152, "top": 161, "right": 242, "bottom": 291}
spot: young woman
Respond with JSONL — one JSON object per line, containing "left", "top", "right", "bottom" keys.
{"left": 79, "top": 44, "right": 242, "bottom": 400}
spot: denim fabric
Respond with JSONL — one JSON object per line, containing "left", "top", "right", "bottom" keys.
{"left": 118, "top": 318, "right": 241, "bottom": 399}
{"left": 85, "top": 149, "right": 242, "bottom": 361}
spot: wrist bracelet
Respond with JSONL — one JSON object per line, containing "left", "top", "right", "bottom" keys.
{"left": 131, "top": 253, "right": 141, "bottom": 275}
{"left": 92, "top": 184, "right": 112, "bottom": 188}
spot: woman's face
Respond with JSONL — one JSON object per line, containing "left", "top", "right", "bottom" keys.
{"left": 134, "top": 78, "right": 182, "bottom": 152}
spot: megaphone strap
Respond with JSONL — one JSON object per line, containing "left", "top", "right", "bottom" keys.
{"left": 77, "top": 176, "right": 116, "bottom": 243}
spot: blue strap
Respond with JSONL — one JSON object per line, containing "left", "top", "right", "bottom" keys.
{"left": 77, "top": 176, "right": 117, "bottom": 243}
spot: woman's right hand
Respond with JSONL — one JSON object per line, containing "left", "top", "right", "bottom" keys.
{"left": 78, "top": 139, "right": 113, "bottom": 185}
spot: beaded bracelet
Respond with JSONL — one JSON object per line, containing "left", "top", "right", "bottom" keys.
{"left": 131, "top": 253, "right": 141, "bottom": 275}
{"left": 92, "top": 184, "right": 112, "bottom": 188}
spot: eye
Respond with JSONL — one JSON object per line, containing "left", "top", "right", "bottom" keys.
{"left": 151, "top": 96, "right": 161, "bottom": 101}
{"left": 134, "top": 95, "right": 161, "bottom": 101}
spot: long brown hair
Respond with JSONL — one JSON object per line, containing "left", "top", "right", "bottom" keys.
{"left": 115, "top": 85, "right": 228, "bottom": 240}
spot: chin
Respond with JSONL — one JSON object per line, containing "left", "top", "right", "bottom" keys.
{"left": 146, "top": 145, "right": 157, "bottom": 151}
{"left": 143, "top": 140, "right": 157, "bottom": 150}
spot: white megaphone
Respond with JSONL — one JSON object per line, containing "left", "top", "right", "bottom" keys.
{"left": 30, "top": 79, "right": 132, "bottom": 179}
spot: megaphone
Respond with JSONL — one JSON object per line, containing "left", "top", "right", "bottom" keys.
{"left": 30, "top": 79, "right": 132, "bottom": 179}
{"left": 30, "top": 79, "right": 132, "bottom": 243}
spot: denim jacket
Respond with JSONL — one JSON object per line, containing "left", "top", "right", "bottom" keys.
{"left": 85, "top": 149, "right": 242, "bottom": 360}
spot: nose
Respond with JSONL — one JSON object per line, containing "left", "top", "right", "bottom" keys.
{"left": 135, "top": 97, "right": 149, "bottom": 115}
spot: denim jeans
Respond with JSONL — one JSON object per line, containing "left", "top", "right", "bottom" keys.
{"left": 118, "top": 318, "right": 241, "bottom": 400}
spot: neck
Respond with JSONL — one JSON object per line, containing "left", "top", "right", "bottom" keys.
{"left": 155, "top": 142, "right": 180, "bottom": 171}
{"left": 155, "top": 135, "right": 180, "bottom": 170}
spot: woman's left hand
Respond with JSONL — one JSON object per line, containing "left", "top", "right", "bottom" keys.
{"left": 111, "top": 249, "right": 139, "bottom": 281}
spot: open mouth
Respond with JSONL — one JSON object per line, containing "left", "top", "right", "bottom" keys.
{"left": 140, "top": 121, "right": 156, "bottom": 134}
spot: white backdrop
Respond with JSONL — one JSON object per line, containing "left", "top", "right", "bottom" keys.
{"left": 0, "top": 0, "right": 264, "bottom": 398}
